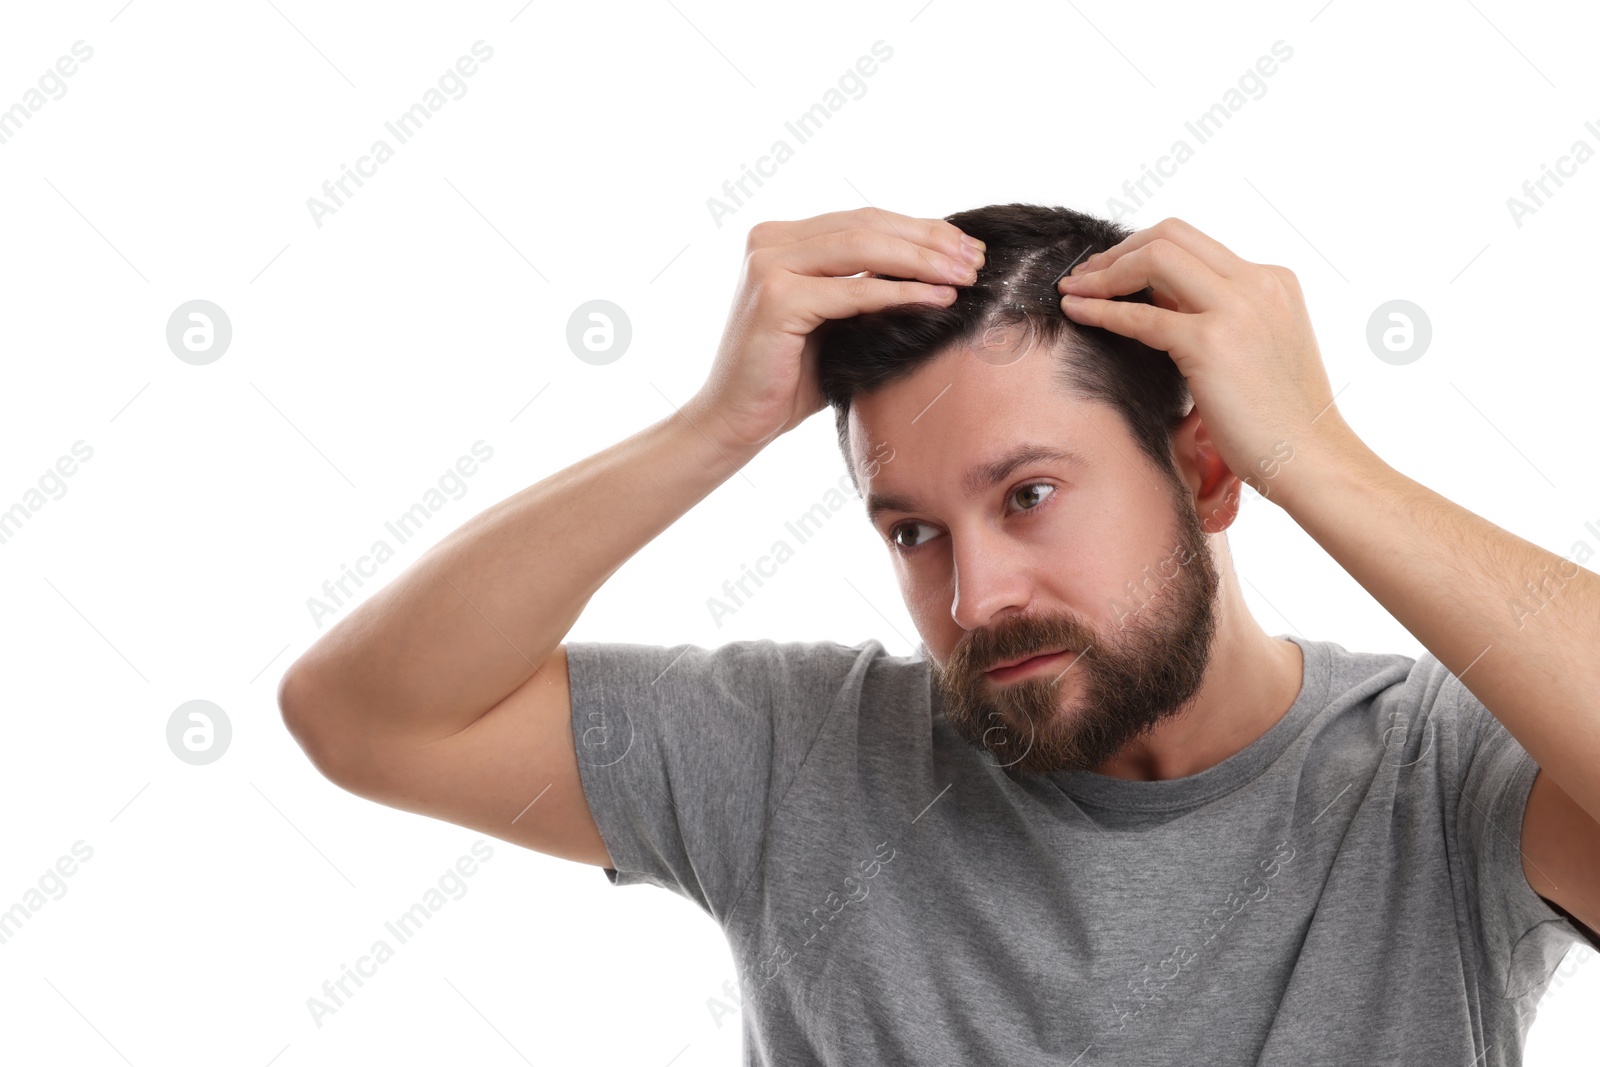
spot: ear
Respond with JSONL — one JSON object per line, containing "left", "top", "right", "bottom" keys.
{"left": 1171, "top": 408, "right": 1244, "bottom": 534}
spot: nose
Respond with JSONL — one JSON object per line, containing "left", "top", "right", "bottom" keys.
{"left": 949, "top": 526, "right": 1034, "bottom": 633}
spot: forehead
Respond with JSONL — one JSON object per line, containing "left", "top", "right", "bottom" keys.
{"left": 848, "top": 340, "right": 1123, "bottom": 509}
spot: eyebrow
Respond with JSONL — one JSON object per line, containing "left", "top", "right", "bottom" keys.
{"left": 864, "top": 442, "right": 1090, "bottom": 524}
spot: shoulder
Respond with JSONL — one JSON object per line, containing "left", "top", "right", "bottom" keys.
{"left": 1308, "top": 636, "right": 1480, "bottom": 730}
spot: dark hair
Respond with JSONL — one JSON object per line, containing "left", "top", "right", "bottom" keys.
{"left": 815, "top": 202, "right": 1192, "bottom": 494}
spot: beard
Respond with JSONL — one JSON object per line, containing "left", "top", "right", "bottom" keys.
{"left": 927, "top": 484, "right": 1220, "bottom": 777}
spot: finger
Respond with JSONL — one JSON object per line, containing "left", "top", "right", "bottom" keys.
{"left": 748, "top": 206, "right": 980, "bottom": 265}
{"left": 792, "top": 273, "right": 958, "bottom": 323}
{"left": 777, "top": 226, "right": 981, "bottom": 288}
{"left": 1057, "top": 239, "right": 1228, "bottom": 310}
{"left": 1072, "top": 217, "right": 1242, "bottom": 279}
{"left": 1058, "top": 293, "right": 1193, "bottom": 356}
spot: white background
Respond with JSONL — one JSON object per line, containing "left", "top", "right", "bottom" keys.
{"left": 1, "top": 0, "right": 1596, "bottom": 1063}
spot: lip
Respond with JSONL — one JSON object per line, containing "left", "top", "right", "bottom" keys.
{"left": 984, "top": 648, "right": 1075, "bottom": 682}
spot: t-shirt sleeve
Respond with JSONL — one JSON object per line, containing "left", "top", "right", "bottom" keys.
{"left": 562, "top": 636, "right": 887, "bottom": 926}
{"left": 1437, "top": 655, "right": 1597, "bottom": 998}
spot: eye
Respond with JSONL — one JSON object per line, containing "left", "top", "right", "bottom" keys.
{"left": 886, "top": 482, "right": 1057, "bottom": 555}
{"left": 888, "top": 520, "right": 940, "bottom": 553}
{"left": 1010, "top": 481, "right": 1055, "bottom": 512}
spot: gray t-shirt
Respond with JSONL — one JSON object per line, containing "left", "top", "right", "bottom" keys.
{"left": 565, "top": 633, "right": 1597, "bottom": 1065}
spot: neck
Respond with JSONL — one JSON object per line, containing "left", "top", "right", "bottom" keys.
{"left": 1090, "top": 570, "right": 1306, "bottom": 782}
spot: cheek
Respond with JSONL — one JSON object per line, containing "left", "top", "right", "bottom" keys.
{"left": 1091, "top": 530, "right": 1190, "bottom": 612}
{"left": 901, "top": 572, "right": 948, "bottom": 620}
{"left": 1040, "top": 505, "right": 1151, "bottom": 609}
{"left": 897, "top": 566, "right": 959, "bottom": 639}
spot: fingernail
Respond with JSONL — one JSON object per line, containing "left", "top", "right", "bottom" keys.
{"left": 959, "top": 242, "right": 984, "bottom": 266}
{"left": 962, "top": 233, "right": 986, "bottom": 252}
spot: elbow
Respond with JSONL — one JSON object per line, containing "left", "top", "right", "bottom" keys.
{"left": 277, "top": 662, "right": 310, "bottom": 737}
{"left": 277, "top": 662, "right": 364, "bottom": 791}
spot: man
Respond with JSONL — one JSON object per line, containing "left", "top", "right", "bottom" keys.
{"left": 279, "top": 205, "right": 1600, "bottom": 1065}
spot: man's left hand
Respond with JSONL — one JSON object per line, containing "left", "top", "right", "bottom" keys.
{"left": 1056, "top": 216, "right": 1357, "bottom": 500}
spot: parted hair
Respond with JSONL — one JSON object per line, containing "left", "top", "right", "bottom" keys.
{"left": 814, "top": 202, "right": 1192, "bottom": 492}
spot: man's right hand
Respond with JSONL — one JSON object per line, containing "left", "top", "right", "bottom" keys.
{"left": 690, "top": 207, "right": 986, "bottom": 453}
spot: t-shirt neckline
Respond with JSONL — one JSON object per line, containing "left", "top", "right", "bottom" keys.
{"left": 1039, "top": 633, "right": 1332, "bottom": 813}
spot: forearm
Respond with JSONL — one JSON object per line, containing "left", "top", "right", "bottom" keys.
{"left": 285, "top": 395, "right": 760, "bottom": 741}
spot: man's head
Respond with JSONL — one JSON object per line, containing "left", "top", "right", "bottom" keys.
{"left": 814, "top": 202, "right": 1243, "bottom": 777}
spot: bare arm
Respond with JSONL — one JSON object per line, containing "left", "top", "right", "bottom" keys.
{"left": 280, "top": 398, "right": 758, "bottom": 750}
{"left": 276, "top": 208, "right": 982, "bottom": 861}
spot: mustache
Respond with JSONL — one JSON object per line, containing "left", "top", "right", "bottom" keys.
{"left": 949, "top": 613, "right": 1098, "bottom": 676}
